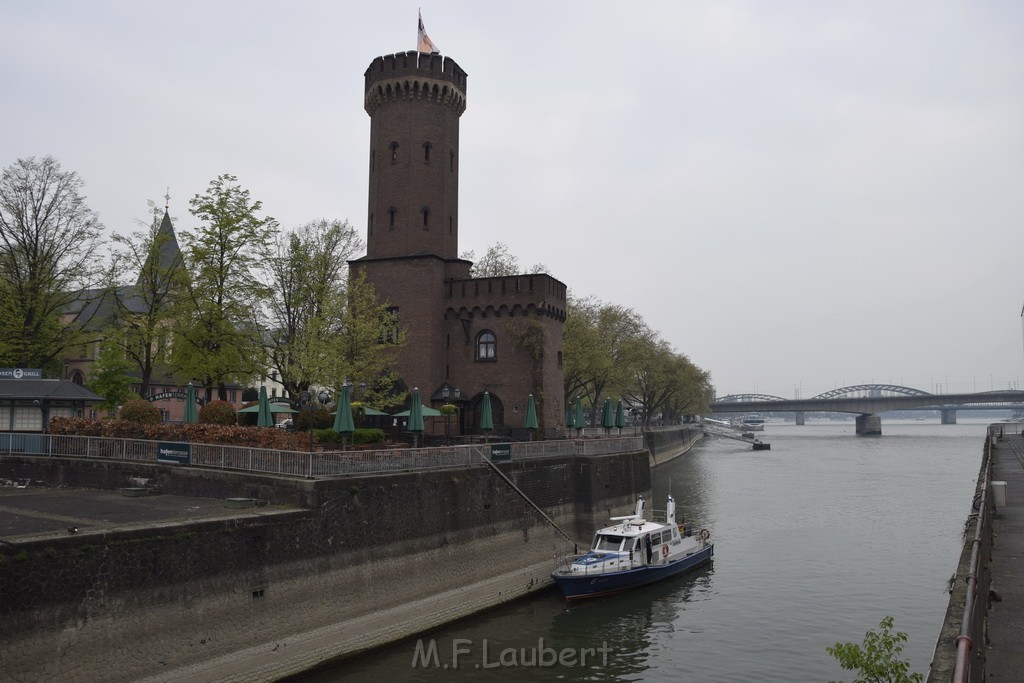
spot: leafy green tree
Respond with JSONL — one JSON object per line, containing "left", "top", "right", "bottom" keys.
{"left": 108, "top": 203, "right": 186, "bottom": 395}
{"left": 87, "top": 332, "right": 139, "bottom": 410}
{"left": 0, "top": 156, "right": 104, "bottom": 373}
{"left": 827, "top": 616, "right": 923, "bottom": 683}
{"left": 265, "top": 219, "right": 363, "bottom": 398}
{"left": 461, "top": 242, "right": 548, "bottom": 277}
{"left": 295, "top": 271, "right": 404, "bottom": 407}
{"left": 172, "top": 175, "right": 278, "bottom": 401}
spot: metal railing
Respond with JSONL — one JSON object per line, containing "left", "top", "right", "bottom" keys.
{"left": 951, "top": 432, "right": 995, "bottom": 683}
{"left": 0, "top": 433, "right": 645, "bottom": 478}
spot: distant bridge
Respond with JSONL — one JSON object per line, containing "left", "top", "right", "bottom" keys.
{"left": 710, "top": 384, "right": 1024, "bottom": 435}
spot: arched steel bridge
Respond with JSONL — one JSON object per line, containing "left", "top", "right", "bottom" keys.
{"left": 715, "top": 384, "right": 933, "bottom": 403}
{"left": 710, "top": 384, "right": 1024, "bottom": 435}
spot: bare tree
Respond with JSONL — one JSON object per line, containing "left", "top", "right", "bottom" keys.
{"left": 0, "top": 156, "right": 104, "bottom": 373}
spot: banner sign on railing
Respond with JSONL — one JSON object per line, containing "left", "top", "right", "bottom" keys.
{"left": 157, "top": 441, "right": 191, "bottom": 465}
{"left": 490, "top": 443, "right": 512, "bottom": 461}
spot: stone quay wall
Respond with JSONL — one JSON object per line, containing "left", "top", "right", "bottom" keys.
{"left": 645, "top": 425, "right": 704, "bottom": 466}
{"left": 0, "top": 450, "right": 650, "bottom": 681}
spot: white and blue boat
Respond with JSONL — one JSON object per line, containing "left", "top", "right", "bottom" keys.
{"left": 551, "top": 495, "right": 713, "bottom": 600}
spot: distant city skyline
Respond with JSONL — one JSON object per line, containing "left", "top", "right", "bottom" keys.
{"left": 3, "top": 1, "right": 1022, "bottom": 399}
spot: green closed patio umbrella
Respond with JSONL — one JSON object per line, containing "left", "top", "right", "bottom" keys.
{"left": 480, "top": 391, "right": 493, "bottom": 443}
{"left": 615, "top": 399, "right": 627, "bottom": 435}
{"left": 257, "top": 385, "right": 273, "bottom": 427}
{"left": 601, "top": 397, "right": 614, "bottom": 435}
{"left": 333, "top": 384, "right": 355, "bottom": 446}
{"left": 407, "top": 387, "right": 425, "bottom": 448}
{"left": 184, "top": 382, "right": 198, "bottom": 424}
{"left": 524, "top": 394, "right": 538, "bottom": 440}
{"left": 573, "top": 397, "right": 585, "bottom": 436}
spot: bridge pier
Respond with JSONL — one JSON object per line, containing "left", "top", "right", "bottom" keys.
{"left": 794, "top": 411, "right": 805, "bottom": 426}
{"left": 940, "top": 409, "right": 957, "bottom": 425}
{"left": 855, "top": 414, "right": 882, "bottom": 436}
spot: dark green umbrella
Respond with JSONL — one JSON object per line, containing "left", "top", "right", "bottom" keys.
{"left": 184, "top": 382, "right": 198, "bottom": 424}
{"left": 333, "top": 384, "right": 355, "bottom": 435}
{"left": 615, "top": 399, "right": 627, "bottom": 434}
{"left": 524, "top": 394, "right": 538, "bottom": 429}
{"left": 573, "top": 397, "right": 585, "bottom": 435}
{"left": 257, "top": 385, "right": 273, "bottom": 427}
{"left": 480, "top": 391, "right": 494, "bottom": 442}
{"left": 524, "top": 394, "right": 538, "bottom": 440}
{"left": 407, "top": 387, "right": 425, "bottom": 447}
{"left": 601, "top": 397, "right": 614, "bottom": 434}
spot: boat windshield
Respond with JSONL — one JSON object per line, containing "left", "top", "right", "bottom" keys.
{"left": 593, "top": 534, "right": 628, "bottom": 551}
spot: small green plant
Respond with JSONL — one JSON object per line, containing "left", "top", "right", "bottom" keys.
{"left": 827, "top": 616, "right": 923, "bottom": 683}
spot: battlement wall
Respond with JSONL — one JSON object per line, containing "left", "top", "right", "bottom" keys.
{"left": 364, "top": 50, "right": 468, "bottom": 100}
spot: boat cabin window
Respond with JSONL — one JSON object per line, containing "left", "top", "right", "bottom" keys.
{"left": 594, "top": 534, "right": 628, "bottom": 551}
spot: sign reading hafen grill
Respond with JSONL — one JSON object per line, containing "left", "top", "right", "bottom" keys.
{"left": 148, "top": 392, "right": 188, "bottom": 402}
{"left": 157, "top": 442, "right": 191, "bottom": 465}
{"left": 0, "top": 368, "right": 43, "bottom": 380}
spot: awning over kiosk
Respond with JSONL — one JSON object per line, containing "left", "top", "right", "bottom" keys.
{"left": 0, "top": 379, "right": 103, "bottom": 433}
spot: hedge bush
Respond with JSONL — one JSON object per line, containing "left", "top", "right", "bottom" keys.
{"left": 48, "top": 417, "right": 311, "bottom": 450}
{"left": 295, "top": 406, "right": 334, "bottom": 431}
{"left": 120, "top": 399, "right": 161, "bottom": 425}
{"left": 353, "top": 428, "right": 385, "bottom": 444}
{"left": 199, "top": 400, "right": 237, "bottom": 425}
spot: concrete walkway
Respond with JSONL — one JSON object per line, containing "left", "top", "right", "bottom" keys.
{"left": 986, "top": 431, "right": 1024, "bottom": 678}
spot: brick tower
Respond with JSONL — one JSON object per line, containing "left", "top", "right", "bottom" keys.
{"left": 351, "top": 49, "right": 566, "bottom": 437}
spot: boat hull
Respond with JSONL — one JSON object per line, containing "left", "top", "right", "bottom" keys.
{"left": 552, "top": 543, "right": 714, "bottom": 600}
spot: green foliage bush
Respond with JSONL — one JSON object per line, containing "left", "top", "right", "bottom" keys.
{"left": 120, "top": 398, "right": 161, "bottom": 424}
{"left": 314, "top": 428, "right": 342, "bottom": 443}
{"left": 199, "top": 400, "right": 237, "bottom": 425}
{"left": 353, "top": 428, "right": 385, "bottom": 444}
{"left": 295, "top": 406, "right": 334, "bottom": 431}
{"left": 827, "top": 616, "right": 923, "bottom": 683}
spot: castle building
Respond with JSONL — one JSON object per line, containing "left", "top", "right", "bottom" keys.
{"left": 350, "top": 50, "right": 567, "bottom": 437}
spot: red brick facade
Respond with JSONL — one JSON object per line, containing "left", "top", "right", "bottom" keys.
{"left": 352, "top": 50, "right": 566, "bottom": 436}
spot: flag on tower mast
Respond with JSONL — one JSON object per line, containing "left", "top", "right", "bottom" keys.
{"left": 418, "top": 10, "right": 440, "bottom": 54}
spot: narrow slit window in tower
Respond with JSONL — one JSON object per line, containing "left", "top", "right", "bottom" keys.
{"left": 422, "top": 207, "right": 430, "bottom": 228}
{"left": 423, "top": 142, "right": 432, "bottom": 163}
{"left": 388, "top": 207, "right": 396, "bottom": 229}
{"left": 390, "top": 141, "right": 399, "bottom": 162}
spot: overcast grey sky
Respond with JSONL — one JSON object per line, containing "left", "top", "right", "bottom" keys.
{"left": 3, "top": 1, "right": 1022, "bottom": 398}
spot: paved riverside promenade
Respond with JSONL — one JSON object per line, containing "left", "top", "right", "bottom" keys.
{"left": 986, "top": 431, "right": 1024, "bottom": 678}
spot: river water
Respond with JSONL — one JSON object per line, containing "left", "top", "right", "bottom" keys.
{"left": 305, "top": 419, "right": 989, "bottom": 682}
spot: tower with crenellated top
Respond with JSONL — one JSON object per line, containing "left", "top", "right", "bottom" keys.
{"left": 351, "top": 48, "right": 566, "bottom": 437}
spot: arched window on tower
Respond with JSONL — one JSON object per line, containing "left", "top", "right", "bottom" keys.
{"left": 422, "top": 207, "right": 430, "bottom": 228}
{"left": 70, "top": 370, "right": 84, "bottom": 385}
{"left": 476, "top": 331, "right": 497, "bottom": 362}
{"left": 423, "top": 142, "right": 432, "bottom": 163}
{"left": 388, "top": 207, "right": 396, "bottom": 229}
{"left": 389, "top": 141, "right": 399, "bottom": 162}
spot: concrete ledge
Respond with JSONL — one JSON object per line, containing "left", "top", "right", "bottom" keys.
{"left": 141, "top": 559, "right": 556, "bottom": 682}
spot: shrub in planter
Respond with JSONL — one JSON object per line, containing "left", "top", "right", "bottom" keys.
{"left": 199, "top": 400, "right": 237, "bottom": 425}
{"left": 120, "top": 399, "right": 161, "bottom": 425}
{"left": 353, "top": 428, "right": 386, "bottom": 445}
